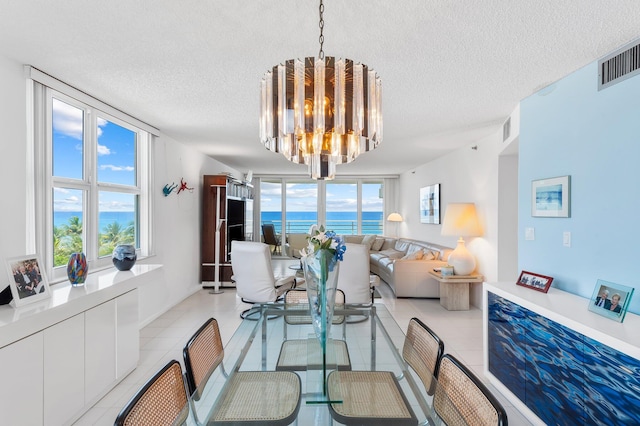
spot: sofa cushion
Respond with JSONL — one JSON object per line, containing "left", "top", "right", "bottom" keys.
{"left": 380, "top": 238, "right": 397, "bottom": 251}
{"left": 361, "top": 234, "right": 376, "bottom": 250}
{"left": 371, "top": 237, "right": 385, "bottom": 251}
{"left": 422, "top": 250, "right": 435, "bottom": 261}
{"left": 343, "top": 235, "right": 364, "bottom": 244}
{"left": 378, "top": 248, "right": 405, "bottom": 259}
{"left": 402, "top": 250, "right": 424, "bottom": 260}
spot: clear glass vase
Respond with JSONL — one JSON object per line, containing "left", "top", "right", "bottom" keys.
{"left": 303, "top": 249, "right": 340, "bottom": 344}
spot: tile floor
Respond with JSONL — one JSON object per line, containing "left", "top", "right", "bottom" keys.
{"left": 74, "top": 280, "right": 533, "bottom": 425}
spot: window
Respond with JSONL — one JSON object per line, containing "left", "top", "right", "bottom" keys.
{"left": 259, "top": 178, "right": 385, "bottom": 237}
{"left": 29, "top": 69, "right": 153, "bottom": 282}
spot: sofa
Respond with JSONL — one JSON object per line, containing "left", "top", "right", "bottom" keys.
{"left": 342, "top": 235, "right": 452, "bottom": 298}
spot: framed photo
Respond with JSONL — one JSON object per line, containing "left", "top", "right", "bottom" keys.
{"left": 5, "top": 255, "right": 51, "bottom": 307}
{"left": 419, "top": 184, "right": 440, "bottom": 224}
{"left": 588, "top": 279, "right": 634, "bottom": 323}
{"left": 531, "top": 175, "right": 570, "bottom": 217}
{"left": 516, "top": 270, "right": 554, "bottom": 293}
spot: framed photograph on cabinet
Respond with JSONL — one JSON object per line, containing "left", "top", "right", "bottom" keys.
{"left": 419, "top": 184, "right": 440, "bottom": 224}
{"left": 5, "top": 255, "right": 51, "bottom": 307}
{"left": 532, "top": 175, "right": 570, "bottom": 217}
{"left": 516, "top": 270, "right": 554, "bottom": 293}
{"left": 588, "top": 279, "right": 634, "bottom": 323}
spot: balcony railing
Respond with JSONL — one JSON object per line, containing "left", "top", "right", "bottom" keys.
{"left": 262, "top": 220, "right": 383, "bottom": 237}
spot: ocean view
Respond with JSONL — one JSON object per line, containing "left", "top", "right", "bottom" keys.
{"left": 262, "top": 211, "right": 383, "bottom": 235}
{"left": 54, "top": 211, "right": 135, "bottom": 231}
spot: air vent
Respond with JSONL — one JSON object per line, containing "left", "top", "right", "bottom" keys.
{"left": 598, "top": 39, "right": 640, "bottom": 90}
{"left": 502, "top": 117, "right": 511, "bottom": 142}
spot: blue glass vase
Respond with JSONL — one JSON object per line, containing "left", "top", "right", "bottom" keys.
{"left": 303, "top": 249, "right": 340, "bottom": 344}
{"left": 67, "top": 252, "right": 88, "bottom": 286}
{"left": 112, "top": 244, "right": 137, "bottom": 271}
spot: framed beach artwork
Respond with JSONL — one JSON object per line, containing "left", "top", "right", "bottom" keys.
{"left": 419, "top": 184, "right": 440, "bottom": 224}
{"left": 588, "top": 279, "right": 634, "bottom": 323}
{"left": 516, "top": 270, "right": 554, "bottom": 293}
{"left": 5, "top": 255, "right": 51, "bottom": 307}
{"left": 531, "top": 175, "right": 570, "bottom": 217}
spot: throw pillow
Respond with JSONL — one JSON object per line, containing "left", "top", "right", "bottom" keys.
{"left": 371, "top": 237, "right": 385, "bottom": 251}
{"left": 361, "top": 234, "right": 376, "bottom": 250}
{"left": 422, "top": 250, "right": 435, "bottom": 261}
{"left": 402, "top": 250, "right": 424, "bottom": 260}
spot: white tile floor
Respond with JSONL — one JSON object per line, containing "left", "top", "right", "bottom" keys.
{"left": 73, "top": 280, "right": 533, "bottom": 425}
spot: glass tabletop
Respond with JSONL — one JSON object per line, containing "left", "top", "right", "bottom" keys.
{"left": 186, "top": 302, "right": 467, "bottom": 425}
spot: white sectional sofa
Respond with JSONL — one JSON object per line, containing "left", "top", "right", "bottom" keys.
{"left": 342, "top": 235, "right": 452, "bottom": 298}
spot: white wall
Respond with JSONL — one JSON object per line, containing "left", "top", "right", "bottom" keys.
{"left": 398, "top": 131, "right": 503, "bottom": 307}
{"left": 0, "top": 54, "right": 238, "bottom": 325}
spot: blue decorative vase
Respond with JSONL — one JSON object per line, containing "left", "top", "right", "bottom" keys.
{"left": 67, "top": 252, "right": 88, "bottom": 286}
{"left": 303, "top": 249, "right": 340, "bottom": 343}
{"left": 112, "top": 244, "right": 137, "bottom": 271}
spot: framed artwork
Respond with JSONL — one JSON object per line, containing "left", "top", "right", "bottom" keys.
{"left": 516, "top": 270, "right": 554, "bottom": 293}
{"left": 532, "top": 175, "right": 570, "bottom": 217}
{"left": 5, "top": 255, "right": 51, "bottom": 307}
{"left": 419, "top": 184, "right": 440, "bottom": 224}
{"left": 588, "top": 279, "right": 634, "bottom": 323}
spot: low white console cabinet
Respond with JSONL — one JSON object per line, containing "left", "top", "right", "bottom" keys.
{"left": 0, "top": 264, "right": 161, "bottom": 426}
{"left": 483, "top": 282, "right": 640, "bottom": 426}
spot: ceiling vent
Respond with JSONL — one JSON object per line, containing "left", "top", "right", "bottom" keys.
{"left": 598, "top": 39, "right": 640, "bottom": 90}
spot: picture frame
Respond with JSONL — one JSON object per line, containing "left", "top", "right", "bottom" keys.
{"left": 516, "top": 270, "right": 554, "bottom": 293}
{"left": 5, "top": 255, "right": 51, "bottom": 307}
{"left": 419, "top": 184, "right": 440, "bottom": 224}
{"left": 588, "top": 279, "right": 634, "bottom": 323}
{"left": 532, "top": 175, "right": 570, "bottom": 217}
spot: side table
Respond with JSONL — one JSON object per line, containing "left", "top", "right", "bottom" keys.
{"left": 428, "top": 270, "right": 484, "bottom": 311}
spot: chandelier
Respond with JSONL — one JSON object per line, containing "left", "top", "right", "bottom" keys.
{"left": 259, "top": 0, "right": 382, "bottom": 180}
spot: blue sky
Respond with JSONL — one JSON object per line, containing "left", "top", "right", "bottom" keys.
{"left": 52, "top": 98, "right": 136, "bottom": 213}
{"left": 261, "top": 181, "right": 383, "bottom": 212}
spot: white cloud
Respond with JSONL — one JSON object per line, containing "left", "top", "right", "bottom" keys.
{"left": 99, "top": 200, "right": 135, "bottom": 212}
{"left": 97, "top": 144, "right": 111, "bottom": 155}
{"left": 53, "top": 187, "right": 70, "bottom": 194}
{"left": 100, "top": 164, "right": 134, "bottom": 172}
{"left": 52, "top": 98, "right": 83, "bottom": 140}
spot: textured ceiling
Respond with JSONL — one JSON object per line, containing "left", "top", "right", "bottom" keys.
{"left": 1, "top": 1, "right": 639, "bottom": 177}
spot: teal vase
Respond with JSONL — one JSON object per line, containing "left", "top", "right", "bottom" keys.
{"left": 67, "top": 252, "right": 88, "bottom": 286}
{"left": 303, "top": 249, "right": 340, "bottom": 344}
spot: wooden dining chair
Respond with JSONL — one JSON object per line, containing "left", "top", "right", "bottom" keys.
{"left": 261, "top": 223, "right": 281, "bottom": 255}
{"left": 183, "top": 318, "right": 301, "bottom": 425}
{"left": 114, "top": 360, "right": 188, "bottom": 426}
{"left": 326, "top": 317, "right": 444, "bottom": 425}
{"left": 434, "top": 354, "right": 508, "bottom": 426}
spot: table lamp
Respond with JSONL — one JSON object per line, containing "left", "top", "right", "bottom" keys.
{"left": 441, "top": 203, "right": 482, "bottom": 275}
{"left": 387, "top": 212, "right": 403, "bottom": 238}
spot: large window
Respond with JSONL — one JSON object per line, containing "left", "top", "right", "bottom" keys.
{"left": 259, "top": 178, "right": 385, "bottom": 237}
{"left": 30, "top": 70, "right": 152, "bottom": 282}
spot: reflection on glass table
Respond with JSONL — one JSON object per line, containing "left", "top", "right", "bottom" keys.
{"left": 185, "top": 303, "right": 467, "bottom": 425}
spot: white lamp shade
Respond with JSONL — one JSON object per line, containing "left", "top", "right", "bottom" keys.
{"left": 387, "top": 213, "right": 403, "bottom": 222}
{"left": 441, "top": 203, "right": 482, "bottom": 237}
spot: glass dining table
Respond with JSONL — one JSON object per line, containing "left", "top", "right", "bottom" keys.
{"left": 185, "top": 302, "right": 467, "bottom": 425}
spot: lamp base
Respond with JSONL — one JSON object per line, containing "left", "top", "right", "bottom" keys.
{"left": 447, "top": 238, "right": 476, "bottom": 275}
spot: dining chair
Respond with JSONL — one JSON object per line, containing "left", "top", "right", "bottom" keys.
{"left": 326, "top": 317, "right": 445, "bottom": 425}
{"left": 183, "top": 317, "right": 301, "bottom": 425}
{"left": 114, "top": 360, "right": 188, "bottom": 426}
{"left": 276, "top": 288, "right": 351, "bottom": 371}
{"left": 434, "top": 354, "right": 508, "bottom": 426}
{"left": 230, "top": 240, "right": 296, "bottom": 318}
{"left": 261, "top": 223, "right": 281, "bottom": 255}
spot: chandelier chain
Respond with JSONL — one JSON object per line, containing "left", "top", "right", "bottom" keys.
{"left": 318, "top": 0, "right": 325, "bottom": 60}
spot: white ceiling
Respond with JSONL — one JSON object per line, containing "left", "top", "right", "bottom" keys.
{"left": 1, "top": 1, "right": 639, "bottom": 177}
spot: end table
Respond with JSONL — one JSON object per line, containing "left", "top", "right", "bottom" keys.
{"left": 428, "top": 270, "right": 484, "bottom": 311}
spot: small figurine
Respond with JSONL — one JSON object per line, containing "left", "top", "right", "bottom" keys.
{"left": 163, "top": 182, "right": 178, "bottom": 196}
{"left": 177, "top": 178, "right": 194, "bottom": 194}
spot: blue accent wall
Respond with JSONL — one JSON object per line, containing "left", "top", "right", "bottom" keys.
{"left": 519, "top": 61, "right": 640, "bottom": 314}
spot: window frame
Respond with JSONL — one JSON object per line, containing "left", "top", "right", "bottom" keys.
{"left": 28, "top": 68, "right": 154, "bottom": 283}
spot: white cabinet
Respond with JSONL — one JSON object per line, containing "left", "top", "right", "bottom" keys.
{"left": 0, "top": 333, "right": 44, "bottom": 425}
{"left": 43, "top": 313, "right": 85, "bottom": 426}
{"left": 85, "top": 299, "right": 117, "bottom": 404}
{"left": 116, "top": 288, "right": 139, "bottom": 378}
